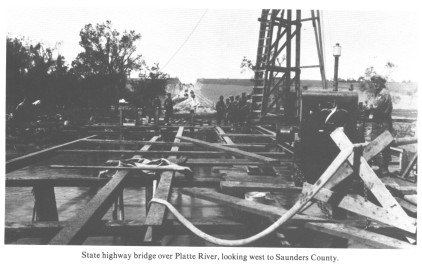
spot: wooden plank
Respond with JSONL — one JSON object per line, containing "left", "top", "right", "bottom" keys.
{"left": 185, "top": 159, "right": 285, "bottom": 166}
{"left": 6, "top": 176, "right": 220, "bottom": 188}
{"left": 50, "top": 165, "right": 188, "bottom": 172}
{"left": 179, "top": 136, "right": 279, "bottom": 164}
{"left": 181, "top": 188, "right": 413, "bottom": 249}
{"left": 215, "top": 126, "right": 235, "bottom": 145}
{"left": 5, "top": 218, "right": 247, "bottom": 240}
{"left": 6, "top": 135, "right": 96, "bottom": 173}
{"left": 83, "top": 139, "right": 267, "bottom": 149}
{"left": 48, "top": 170, "right": 130, "bottom": 244}
{"left": 303, "top": 183, "right": 417, "bottom": 233}
{"left": 324, "top": 129, "right": 394, "bottom": 189}
{"left": 396, "top": 197, "right": 417, "bottom": 215}
{"left": 60, "top": 149, "right": 288, "bottom": 158}
{"left": 303, "top": 222, "right": 413, "bottom": 249}
{"left": 255, "top": 125, "right": 276, "bottom": 136}
{"left": 48, "top": 136, "right": 158, "bottom": 245}
{"left": 144, "top": 127, "right": 183, "bottom": 227}
{"left": 331, "top": 129, "right": 409, "bottom": 219}
{"left": 181, "top": 188, "right": 328, "bottom": 222}
{"left": 220, "top": 181, "right": 301, "bottom": 193}
{"left": 221, "top": 133, "right": 274, "bottom": 138}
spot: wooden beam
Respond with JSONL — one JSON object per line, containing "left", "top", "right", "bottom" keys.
{"left": 220, "top": 133, "right": 274, "bottom": 138}
{"left": 179, "top": 136, "right": 279, "bottom": 164}
{"left": 215, "top": 126, "right": 235, "bottom": 145}
{"left": 181, "top": 188, "right": 327, "bottom": 223}
{"left": 255, "top": 126, "right": 276, "bottom": 136}
{"left": 303, "top": 183, "right": 417, "bottom": 234}
{"left": 303, "top": 222, "right": 413, "bottom": 249}
{"left": 50, "top": 165, "right": 188, "bottom": 172}
{"left": 331, "top": 129, "right": 410, "bottom": 220}
{"left": 48, "top": 136, "right": 159, "bottom": 245}
{"left": 182, "top": 188, "right": 413, "bottom": 249}
{"left": 59, "top": 149, "right": 288, "bottom": 158}
{"left": 83, "top": 139, "right": 268, "bottom": 149}
{"left": 6, "top": 135, "right": 96, "bottom": 173}
{"left": 220, "top": 181, "right": 301, "bottom": 193}
{"left": 324, "top": 129, "right": 394, "bottom": 189}
{"left": 6, "top": 176, "right": 221, "bottom": 188}
{"left": 5, "top": 218, "right": 246, "bottom": 241}
{"left": 144, "top": 127, "right": 184, "bottom": 241}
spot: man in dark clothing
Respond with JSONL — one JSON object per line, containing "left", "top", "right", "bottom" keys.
{"left": 215, "top": 95, "right": 226, "bottom": 125}
{"left": 164, "top": 93, "right": 174, "bottom": 125}
{"left": 152, "top": 96, "right": 161, "bottom": 125}
{"left": 226, "top": 96, "right": 235, "bottom": 126}
{"left": 369, "top": 75, "right": 393, "bottom": 176}
{"left": 232, "top": 95, "right": 241, "bottom": 126}
{"left": 225, "top": 98, "right": 231, "bottom": 125}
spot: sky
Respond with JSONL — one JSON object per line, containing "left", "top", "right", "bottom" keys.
{"left": 3, "top": 3, "right": 420, "bottom": 84}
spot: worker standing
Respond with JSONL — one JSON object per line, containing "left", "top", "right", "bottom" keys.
{"left": 225, "top": 98, "right": 231, "bottom": 126}
{"left": 152, "top": 96, "right": 162, "bottom": 125}
{"left": 233, "top": 95, "right": 241, "bottom": 127}
{"left": 164, "top": 93, "right": 174, "bottom": 125}
{"left": 368, "top": 75, "right": 393, "bottom": 176}
{"left": 215, "top": 95, "right": 226, "bottom": 125}
{"left": 226, "top": 96, "right": 235, "bottom": 126}
{"left": 243, "top": 94, "right": 253, "bottom": 127}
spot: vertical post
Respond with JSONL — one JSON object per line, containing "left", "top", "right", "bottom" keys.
{"left": 316, "top": 10, "right": 327, "bottom": 89}
{"left": 285, "top": 10, "right": 292, "bottom": 117}
{"left": 295, "top": 10, "right": 302, "bottom": 120}
{"left": 32, "top": 185, "right": 58, "bottom": 244}
{"left": 333, "top": 55, "right": 339, "bottom": 92}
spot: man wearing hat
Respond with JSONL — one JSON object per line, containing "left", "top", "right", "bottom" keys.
{"left": 369, "top": 75, "right": 393, "bottom": 176}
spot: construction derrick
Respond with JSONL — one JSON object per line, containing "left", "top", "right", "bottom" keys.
{"left": 252, "top": 10, "right": 327, "bottom": 122}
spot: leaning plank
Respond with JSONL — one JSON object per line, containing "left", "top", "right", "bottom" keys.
{"left": 303, "top": 222, "right": 413, "bottom": 249}
{"left": 144, "top": 127, "right": 183, "bottom": 227}
{"left": 48, "top": 170, "right": 130, "bottom": 245}
{"left": 325, "top": 129, "right": 394, "bottom": 189}
{"left": 331, "top": 129, "right": 409, "bottom": 219}
{"left": 6, "top": 135, "right": 96, "bottom": 173}
{"left": 48, "top": 136, "right": 159, "bottom": 245}
{"left": 181, "top": 188, "right": 329, "bottom": 223}
{"left": 179, "top": 136, "right": 279, "bottom": 164}
{"left": 303, "top": 182, "right": 417, "bottom": 234}
{"left": 255, "top": 126, "right": 276, "bottom": 136}
{"left": 220, "top": 133, "right": 274, "bottom": 138}
{"left": 50, "top": 165, "right": 188, "bottom": 172}
{"left": 182, "top": 188, "right": 413, "bottom": 249}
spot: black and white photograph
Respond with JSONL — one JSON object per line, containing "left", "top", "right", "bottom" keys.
{"left": 1, "top": 0, "right": 420, "bottom": 266}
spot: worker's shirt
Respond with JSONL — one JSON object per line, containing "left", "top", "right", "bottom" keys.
{"left": 216, "top": 100, "right": 226, "bottom": 113}
{"left": 372, "top": 88, "right": 393, "bottom": 123}
{"left": 164, "top": 98, "right": 173, "bottom": 111}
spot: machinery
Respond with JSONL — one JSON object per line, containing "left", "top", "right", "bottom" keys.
{"left": 252, "top": 9, "right": 360, "bottom": 184}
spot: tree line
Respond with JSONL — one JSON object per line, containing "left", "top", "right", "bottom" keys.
{"left": 6, "top": 21, "right": 168, "bottom": 113}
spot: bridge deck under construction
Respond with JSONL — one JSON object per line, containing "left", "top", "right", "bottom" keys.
{"left": 5, "top": 119, "right": 417, "bottom": 248}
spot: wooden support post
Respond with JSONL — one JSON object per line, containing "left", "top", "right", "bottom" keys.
{"left": 144, "top": 127, "right": 184, "bottom": 243}
{"left": 400, "top": 152, "right": 417, "bottom": 180}
{"left": 32, "top": 185, "right": 59, "bottom": 222}
{"left": 303, "top": 183, "right": 417, "bottom": 234}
